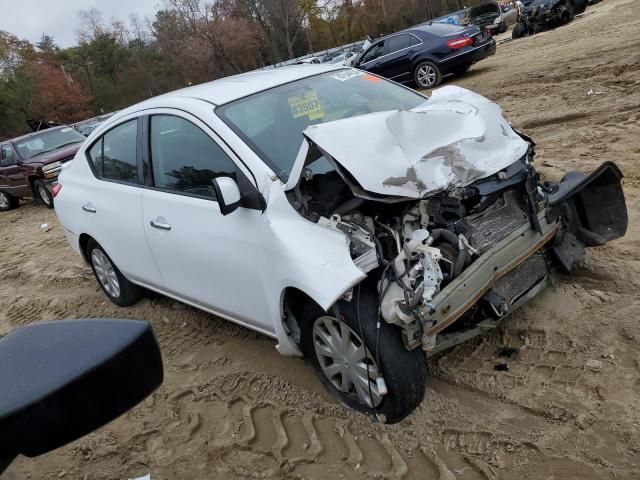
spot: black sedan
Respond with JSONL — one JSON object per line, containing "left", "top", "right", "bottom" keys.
{"left": 353, "top": 22, "right": 496, "bottom": 89}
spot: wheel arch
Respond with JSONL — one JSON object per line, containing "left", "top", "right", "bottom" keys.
{"left": 78, "top": 233, "right": 93, "bottom": 265}
{"left": 27, "top": 175, "right": 40, "bottom": 195}
{"left": 279, "top": 286, "right": 326, "bottom": 355}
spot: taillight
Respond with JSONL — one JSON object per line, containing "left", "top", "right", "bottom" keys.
{"left": 447, "top": 36, "right": 473, "bottom": 49}
{"left": 52, "top": 183, "right": 62, "bottom": 198}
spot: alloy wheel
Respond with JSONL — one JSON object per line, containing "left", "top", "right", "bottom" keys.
{"left": 39, "top": 185, "right": 51, "bottom": 206}
{"left": 417, "top": 64, "right": 437, "bottom": 88}
{"left": 0, "top": 193, "right": 8, "bottom": 209}
{"left": 91, "top": 249, "right": 121, "bottom": 298}
{"left": 312, "top": 315, "right": 383, "bottom": 408}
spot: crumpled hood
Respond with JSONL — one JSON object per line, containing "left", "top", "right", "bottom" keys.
{"left": 295, "top": 85, "right": 529, "bottom": 199}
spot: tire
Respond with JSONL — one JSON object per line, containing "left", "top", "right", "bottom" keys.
{"left": 300, "top": 286, "right": 426, "bottom": 424}
{"left": 0, "top": 191, "right": 19, "bottom": 212}
{"left": 413, "top": 61, "right": 442, "bottom": 89}
{"left": 34, "top": 179, "right": 53, "bottom": 208}
{"left": 512, "top": 22, "right": 527, "bottom": 38}
{"left": 86, "top": 238, "right": 142, "bottom": 307}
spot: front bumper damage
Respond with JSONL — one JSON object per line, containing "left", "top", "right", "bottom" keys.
{"left": 420, "top": 161, "right": 627, "bottom": 355}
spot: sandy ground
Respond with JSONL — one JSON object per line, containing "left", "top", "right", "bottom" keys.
{"left": 2, "top": 1, "right": 640, "bottom": 478}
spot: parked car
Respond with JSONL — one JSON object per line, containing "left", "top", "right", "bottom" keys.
{"left": 500, "top": 1, "right": 520, "bottom": 26}
{"left": 352, "top": 22, "right": 496, "bottom": 89}
{"left": 331, "top": 51, "right": 360, "bottom": 66}
{"left": 515, "top": 0, "right": 586, "bottom": 36}
{"left": 0, "top": 126, "right": 86, "bottom": 211}
{"left": 54, "top": 65, "right": 627, "bottom": 423}
{"left": 72, "top": 112, "right": 117, "bottom": 137}
{"left": 463, "top": 1, "right": 509, "bottom": 33}
{"left": 297, "top": 56, "right": 322, "bottom": 65}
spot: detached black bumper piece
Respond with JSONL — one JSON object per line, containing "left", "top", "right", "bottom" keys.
{"left": 547, "top": 161, "right": 628, "bottom": 270}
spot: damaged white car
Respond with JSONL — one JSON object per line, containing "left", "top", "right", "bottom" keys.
{"left": 54, "top": 65, "right": 627, "bottom": 423}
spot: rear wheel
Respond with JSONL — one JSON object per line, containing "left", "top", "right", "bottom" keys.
{"left": 86, "top": 238, "right": 142, "bottom": 307}
{"left": 0, "top": 191, "right": 19, "bottom": 212}
{"left": 34, "top": 179, "right": 53, "bottom": 208}
{"left": 413, "top": 61, "right": 442, "bottom": 89}
{"left": 300, "top": 286, "right": 426, "bottom": 424}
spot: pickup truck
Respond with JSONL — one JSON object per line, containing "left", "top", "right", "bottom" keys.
{"left": 0, "top": 126, "right": 86, "bottom": 211}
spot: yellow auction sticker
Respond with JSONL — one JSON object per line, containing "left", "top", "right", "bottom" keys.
{"left": 288, "top": 90, "right": 324, "bottom": 121}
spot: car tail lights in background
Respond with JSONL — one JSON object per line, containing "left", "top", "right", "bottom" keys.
{"left": 447, "top": 36, "right": 473, "bottom": 49}
{"left": 52, "top": 183, "right": 62, "bottom": 198}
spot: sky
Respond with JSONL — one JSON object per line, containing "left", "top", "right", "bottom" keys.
{"left": 0, "top": 0, "right": 161, "bottom": 47}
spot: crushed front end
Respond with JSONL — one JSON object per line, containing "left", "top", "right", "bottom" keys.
{"left": 285, "top": 86, "right": 627, "bottom": 356}
{"left": 287, "top": 146, "right": 627, "bottom": 356}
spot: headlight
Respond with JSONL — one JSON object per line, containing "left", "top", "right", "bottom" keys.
{"left": 42, "top": 161, "right": 61, "bottom": 172}
{"left": 42, "top": 161, "right": 62, "bottom": 179}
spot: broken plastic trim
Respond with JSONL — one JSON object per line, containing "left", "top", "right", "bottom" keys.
{"left": 547, "top": 161, "right": 627, "bottom": 246}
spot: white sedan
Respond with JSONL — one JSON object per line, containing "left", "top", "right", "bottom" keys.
{"left": 54, "top": 65, "right": 627, "bottom": 423}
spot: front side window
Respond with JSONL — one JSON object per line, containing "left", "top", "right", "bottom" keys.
{"left": 360, "top": 41, "right": 385, "bottom": 63}
{"left": 88, "top": 119, "right": 138, "bottom": 184}
{"left": 386, "top": 34, "right": 411, "bottom": 54}
{"left": 150, "top": 115, "right": 240, "bottom": 199}
{"left": 218, "top": 69, "right": 426, "bottom": 180}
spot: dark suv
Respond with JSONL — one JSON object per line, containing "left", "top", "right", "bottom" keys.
{"left": 353, "top": 22, "right": 496, "bottom": 89}
{"left": 0, "top": 126, "right": 86, "bottom": 211}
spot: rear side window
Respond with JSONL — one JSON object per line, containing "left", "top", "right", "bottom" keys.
{"left": 88, "top": 119, "right": 139, "bottom": 184}
{"left": 150, "top": 115, "right": 240, "bottom": 199}
{"left": 386, "top": 34, "right": 411, "bottom": 54}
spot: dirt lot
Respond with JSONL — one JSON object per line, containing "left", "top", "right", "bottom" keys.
{"left": 2, "top": 1, "right": 639, "bottom": 478}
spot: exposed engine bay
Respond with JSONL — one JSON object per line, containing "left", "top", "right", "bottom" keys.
{"left": 287, "top": 140, "right": 628, "bottom": 355}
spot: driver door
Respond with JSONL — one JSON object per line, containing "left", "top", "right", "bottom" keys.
{"left": 357, "top": 40, "right": 386, "bottom": 76}
{"left": 141, "top": 112, "right": 273, "bottom": 334}
{"left": 0, "top": 144, "right": 28, "bottom": 196}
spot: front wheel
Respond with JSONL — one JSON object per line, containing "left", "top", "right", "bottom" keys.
{"left": 0, "top": 191, "right": 19, "bottom": 212}
{"left": 413, "top": 61, "right": 442, "bottom": 89}
{"left": 34, "top": 179, "right": 53, "bottom": 208}
{"left": 300, "top": 287, "right": 426, "bottom": 424}
{"left": 86, "top": 238, "right": 142, "bottom": 307}
{"left": 512, "top": 21, "right": 527, "bottom": 38}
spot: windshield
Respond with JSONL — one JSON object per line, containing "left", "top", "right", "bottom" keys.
{"left": 14, "top": 127, "right": 86, "bottom": 159}
{"left": 217, "top": 69, "right": 426, "bottom": 180}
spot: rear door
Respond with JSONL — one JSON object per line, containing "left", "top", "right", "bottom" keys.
{"left": 377, "top": 33, "right": 418, "bottom": 82}
{"left": 79, "top": 117, "right": 164, "bottom": 287}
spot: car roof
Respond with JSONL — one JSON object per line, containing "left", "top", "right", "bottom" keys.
{"left": 5, "top": 126, "right": 69, "bottom": 144}
{"left": 126, "top": 64, "right": 343, "bottom": 111}
{"left": 405, "top": 21, "right": 468, "bottom": 36}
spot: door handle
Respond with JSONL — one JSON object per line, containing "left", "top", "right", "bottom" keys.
{"left": 82, "top": 203, "right": 96, "bottom": 213}
{"left": 150, "top": 218, "right": 171, "bottom": 231}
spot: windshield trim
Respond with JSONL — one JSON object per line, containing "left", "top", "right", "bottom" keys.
{"left": 215, "top": 69, "right": 428, "bottom": 182}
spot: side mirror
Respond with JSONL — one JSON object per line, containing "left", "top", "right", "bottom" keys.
{"left": 212, "top": 176, "right": 242, "bottom": 215}
{"left": 0, "top": 319, "right": 163, "bottom": 473}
